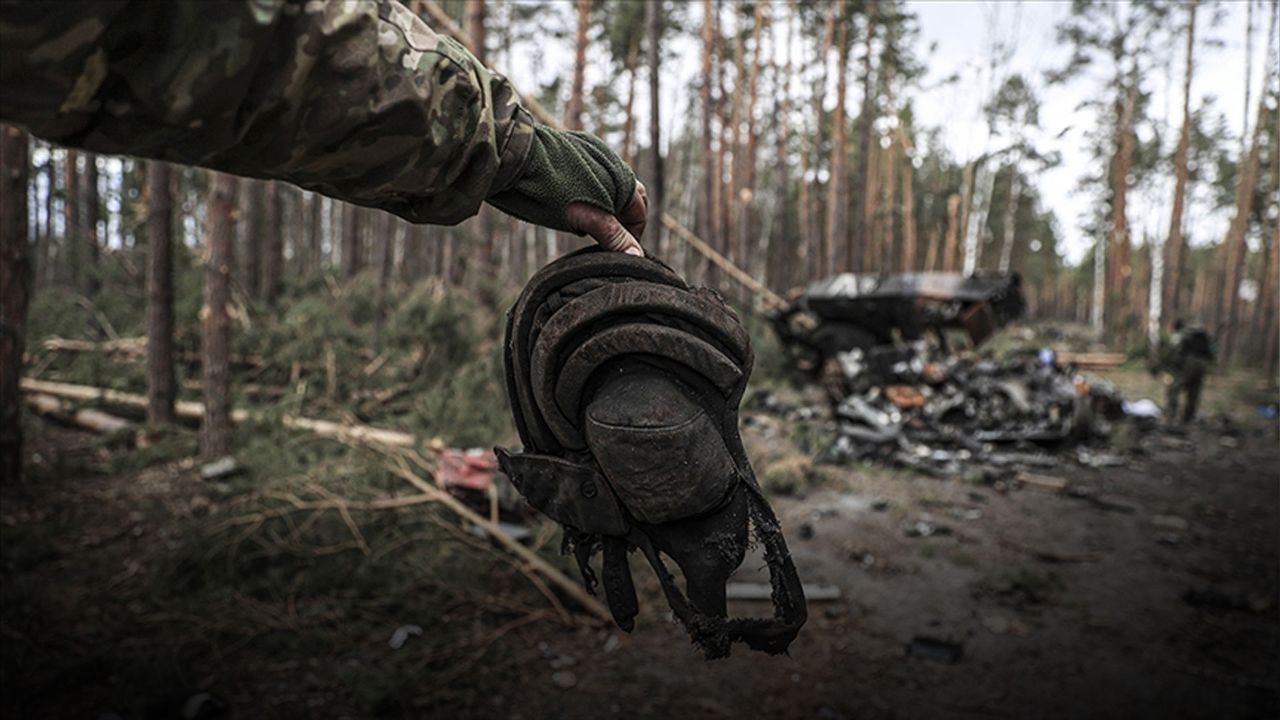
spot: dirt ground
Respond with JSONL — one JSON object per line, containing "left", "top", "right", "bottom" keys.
{"left": 3, "top": 369, "right": 1278, "bottom": 719}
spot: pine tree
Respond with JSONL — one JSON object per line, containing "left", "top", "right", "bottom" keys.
{"left": 0, "top": 125, "right": 30, "bottom": 481}
{"left": 145, "top": 161, "right": 176, "bottom": 425}
{"left": 201, "top": 172, "right": 238, "bottom": 460}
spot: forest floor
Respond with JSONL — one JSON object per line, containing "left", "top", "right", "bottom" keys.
{"left": 3, "top": 362, "right": 1278, "bottom": 719}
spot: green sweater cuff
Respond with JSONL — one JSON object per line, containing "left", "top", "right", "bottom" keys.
{"left": 487, "top": 124, "right": 636, "bottom": 234}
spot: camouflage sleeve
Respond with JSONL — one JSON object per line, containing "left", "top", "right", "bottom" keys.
{"left": 0, "top": 0, "right": 534, "bottom": 225}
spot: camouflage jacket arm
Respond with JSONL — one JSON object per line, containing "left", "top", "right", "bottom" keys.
{"left": 0, "top": 0, "right": 533, "bottom": 225}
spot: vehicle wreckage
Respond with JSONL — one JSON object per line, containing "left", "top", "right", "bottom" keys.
{"left": 765, "top": 272, "right": 1135, "bottom": 475}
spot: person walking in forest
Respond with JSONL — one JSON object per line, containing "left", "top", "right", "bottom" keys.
{"left": 1154, "top": 319, "right": 1215, "bottom": 424}
{"left": 0, "top": 0, "right": 647, "bottom": 256}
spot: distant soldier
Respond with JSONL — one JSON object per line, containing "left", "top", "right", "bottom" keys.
{"left": 1155, "top": 319, "right": 1214, "bottom": 424}
{"left": 0, "top": 0, "right": 646, "bottom": 255}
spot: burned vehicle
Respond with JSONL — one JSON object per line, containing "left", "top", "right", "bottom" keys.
{"left": 770, "top": 271, "right": 1026, "bottom": 376}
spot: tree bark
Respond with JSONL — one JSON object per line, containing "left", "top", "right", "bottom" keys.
{"left": 767, "top": 1, "right": 796, "bottom": 292}
{"left": 242, "top": 181, "right": 262, "bottom": 298}
{"left": 621, "top": 36, "right": 640, "bottom": 167}
{"left": 567, "top": 0, "right": 590, "bottom": 131}
{"left": 726, "top": 5, "right": 745, "bottom": 267}
{"left": 1216, "top": 36, "right": 1273, "bottom": 364}
{"left": 1106, "top": 64, "right": 1138, "bottom": 342}
{"left": 739, "top": 0, "right": 766, "bottom": 271}
{"left": 951, "top": 161, "right": 973, "bottom": 272}
{"left": 899, "top": 129, "right": 917, "bottom": 272}
{"left": 63, "top": 149, "right": 79, "bottom": 289}
{"left": 82, "top": 154, "right": 100, "bottom": 298}
{"left": 826, "top": 0, "right": 850, "bottom": 273}
{"left": 261, "top": 180, "right": 283, "bottom": 306}
{"left": 998, "top": 164, "right": 1021, "bottom": 273}
{"left": 145, "top": 162, "right": 176, "bottom": 425}
{"left": 202, "top": 172, "right": 237, "bottom": 459}
{"left": 700, "top": 0, "right": 718, "bottom": 281}
{"left": 808, "top": 4, "right": 836, "bottom": 277}
{"left": 307, "top": 191, "right": 322, "bottom": 274}
{"left": 1161, "top": 0, "right": 1197, "bottom": 326}
{"left": 341, "top": 201, "right": 362, "bottom": 279}
{"left": 942, "top": 193, "right": 960, "bottom": 273}
{"left": 852, "top": 0, "right": 877, "bottom": 272}
{"left": 645, "top": 0, "right": 663, "bottom": 258}
{"left": 465, "top": 0, "right": 494, "bottom": 276}
{"left": 0, "top": 125, "right": 30, "bottom": 481}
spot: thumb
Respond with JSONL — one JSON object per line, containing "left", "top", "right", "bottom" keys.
{"left": 564, "top": 201, "right": 644, "bottom": 256}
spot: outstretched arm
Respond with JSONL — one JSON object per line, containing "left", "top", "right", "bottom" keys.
{"left": 0, "top": 0, "right": 643, "bottom": 252}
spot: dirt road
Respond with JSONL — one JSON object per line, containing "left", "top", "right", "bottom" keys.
{"left": 3, "top": 379, "right": 1277, "bottom": 719}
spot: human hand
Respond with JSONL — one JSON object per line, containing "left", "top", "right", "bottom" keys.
{"left": 565, "top": 182, "right": 647, "bottom": 256}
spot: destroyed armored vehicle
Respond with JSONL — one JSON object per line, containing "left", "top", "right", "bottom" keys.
{"left": 770, "top": 272, "right": 1026, "bottom": 375}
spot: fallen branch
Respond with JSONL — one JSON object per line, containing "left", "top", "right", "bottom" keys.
{"left": 384, "top": 452, "right": 612, "bottom": 625}
{"left": 20, "top": 378, "right": 420, "bottom": 447}
{"left": 25, "top": 393, "right": 133, "bottom": 435}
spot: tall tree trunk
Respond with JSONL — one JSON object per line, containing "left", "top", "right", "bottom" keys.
{"left": 942, "top": 193, "right": 960, "bottom": 273}
{"left": 951, "top": 162, "right": 973, "bottom": 272}
{"left": 1107, "top": 64, "right": 1139, "bottom": 342}
{"left": 306, "top": 192, "right": 322, "bottom": 274}
{"left": 0, "top": 125, "right": 30, "bottom": 481}
{"left": 379, "top": 213, "right": 396, "bottom": 288}
{"left": 465, "top": 0, "right": 493, "bottom": 275}
{"left": 63, "top": 149, "right": 79, "bottom": 289}
{"left": 852, "top": 0, "right": 877, "bottom": 272}
{"left": 341, "top": 202, "right": 362, "bottom": 279}
{"left": 82, "top": 154, "right": 99, "bottom": 298}
{"left": 998, "top": 163, "right": 1021, "bottom": 273}
{"left": 700, "top": 0, "right": 718, "bottom": 282}
{"left": 923, "top": 223, "right": 940, "bottom": 272}
{"left": 1161, "top": 0, "right": 1198, "bottom": 326}
{"left": 1249, "top": 109, "right": 1279, "bottom": 366}
{"left": 567, "top": 0, "right": 590, "bottom": 130}
{"left": 768, "top": 1, "right": 796, "bottom": 291}
{"left": 880, "top": 134, "right": 895, "bottom": 270}
{"left": 145, "top": 162, "right": 176, "bottom": 425}
{"left": 621, "top": 37, "right": 640, "bottom": 167}
{"left": 899, "top": 129, "right": 917, "bottom": 272}
{"left": 242, "top": 182, "right": 262, "bottom": 299}
{"left": 201, "top": 172, "right": 237, "bottom": 460}
{"left": 1217, "top": 18, "right": 1274, "bottom": 365}
{"left": 1262, "top": 221, "right": 1279, "bottom": 376}
{"left": 739, "top": 0, "right": 766, "bottom": 272}
{"left": 715, "top": 0, "right": 731, "bottom": 273}
{"left": 726, "top": 6, "right": 745, "bottom": 267}
{"left": 808, "top": 4, "right": 836, "bottom": 277}
{"left": 826, "top": 0, "right": 850, "bottom": 273}
{"left": 37, "top": 150, "right": 54, "bottom": 288}
{"left": 261, "top": 181, "right": 283, "bottom": 306}
{"left": 645, "top": 0, "right": 663, "bottom": 258}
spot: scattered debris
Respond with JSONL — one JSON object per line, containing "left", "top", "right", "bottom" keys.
{"left": 388, "top": 624, "right": 423, "bottom": 650}
{"left": 907, "top": 636, "right": 965, "bottom": 664}
{"left": 550, "top": 670, "right": 577, "bottom": 689}
{"left": 199, "top": 456, "right": 243, "bottom": 482}
{"left": 1016, "top": 471, "right": 1069, "bottom": 493}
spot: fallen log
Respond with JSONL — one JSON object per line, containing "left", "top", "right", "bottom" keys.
{"left": 20, "top": 378, "right": 423, "bottom": 449}
{"left": 39, "top": 336, "right": 267, "bottom": 367}
{"left": 1053, "top": 351, "right": 1126, "bottom": 369}
{"left": 385, "top": 453, "right": 612, "bottom": 625}
{"left": 25, "top": 393, "right": 134, "bottom": 435}
{"left": 21, "top": 377, "right": 609, "bottom": 625}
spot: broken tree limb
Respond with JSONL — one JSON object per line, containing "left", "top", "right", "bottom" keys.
{"left": 40, "top": 335, "right": 268, "bottom": 367}
{"left": 384, "top": 452, "right": 612, "bottom": 625}
{"left": 21, "top": 376, "right": 610, "bottom": 625}
{"left": 1053, "top": 351, "right": 1126, "bottom": 369}
{"left": 414, "top": 0, "right": 784, "bottom": 313}
{"left": 25, "top": 393, "right": 133, "bottom": 434}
